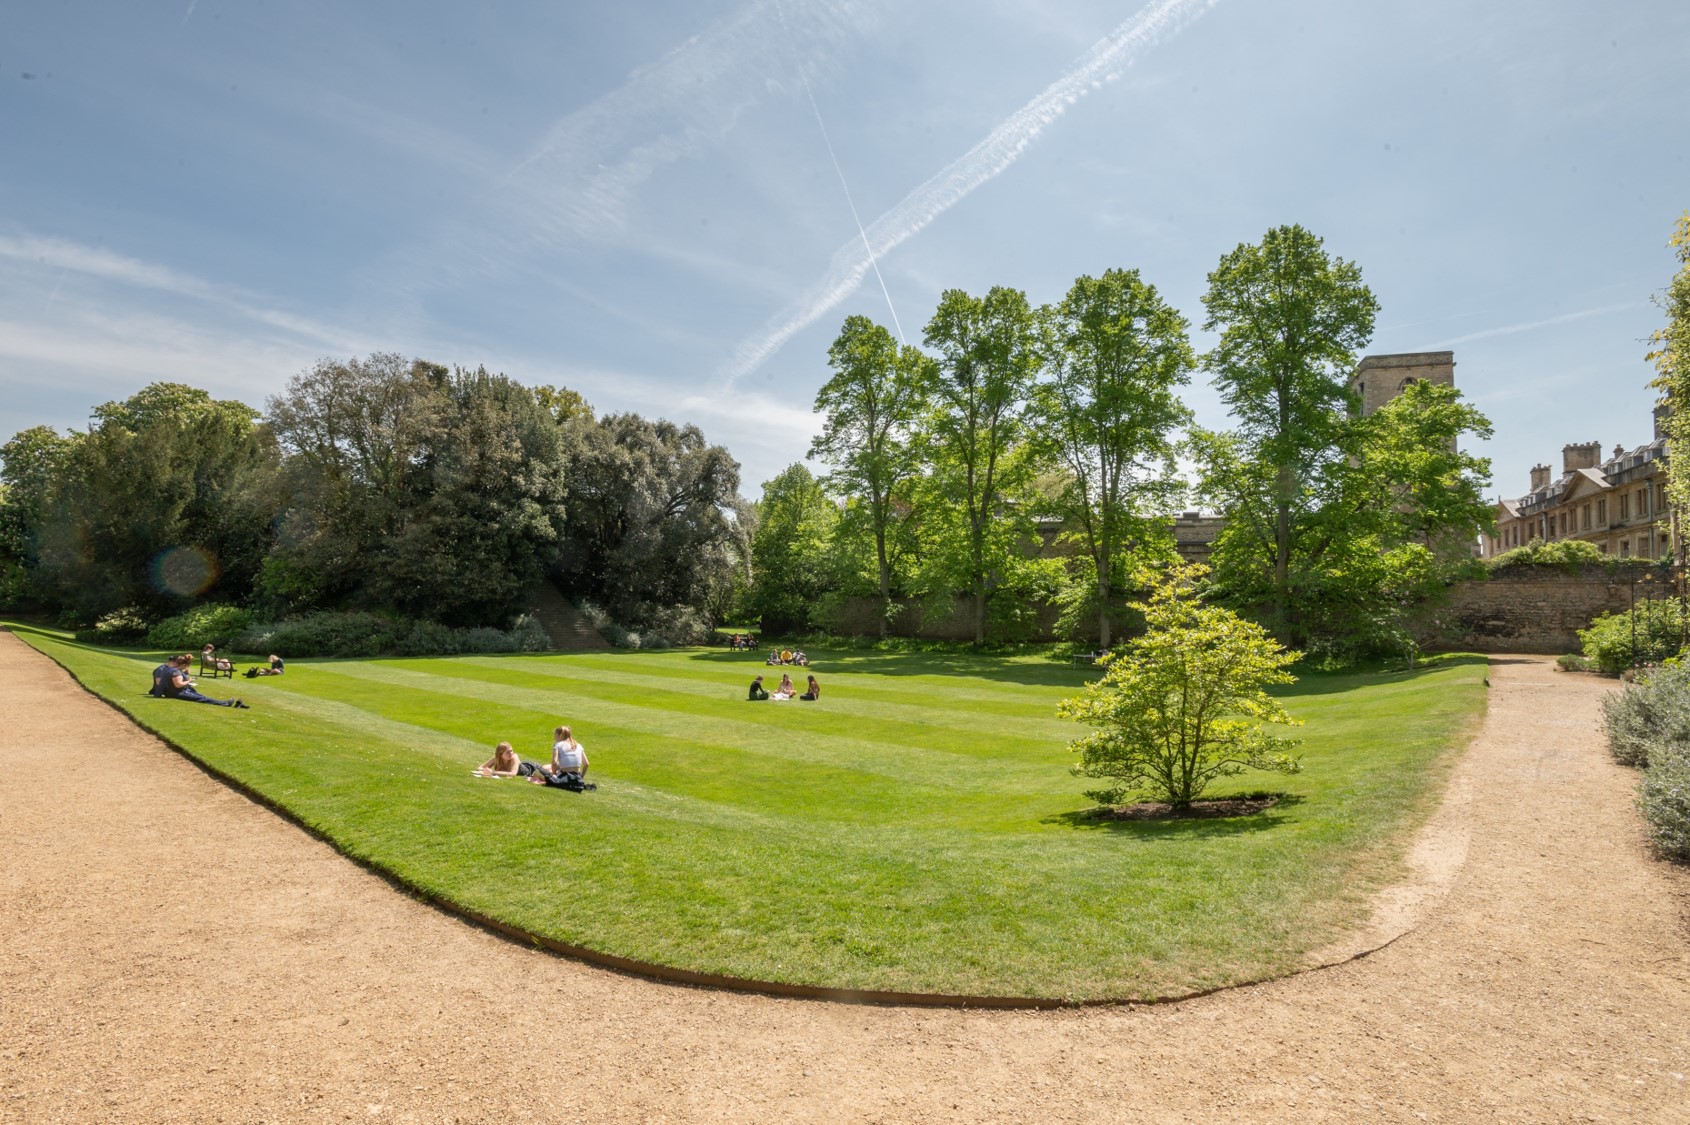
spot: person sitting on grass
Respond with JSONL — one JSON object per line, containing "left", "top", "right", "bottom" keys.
{"left": 245, "top": 654, "right": 285, "bottom": 678}
{"left": 474, "top": 741, "right": 529, "bottom": 778}
{"left": 532, "top": 725, "right": 591, "bottom": 788}
{"left": 780, "top": 649, "right": 794, "bottom": 665}
{"left": 151, "top": 654, "right": 247, "bottom": 709}
{"left": 800, "top": 674, "right": 821, "bottom": 701}
{"left": 748, "top": 674, "right": 770, "bottom": 701}
{"left": 770, "top": 673, "right": 795, "bottom": 700}
{"left": 766, "top": 649, "right": 781, "bottom": 665}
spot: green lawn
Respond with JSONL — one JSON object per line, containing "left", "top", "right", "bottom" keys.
{"left": 10, "top": 624, "right": 1486, "bottom": 1001}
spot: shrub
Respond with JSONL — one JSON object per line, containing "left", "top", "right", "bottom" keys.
{"left": 1487, "top": 539, "right": 1608, "bottom": 571}
{"left": 1601, "top": 662, "right": 1690, "bottom": 767}
{"left": 74, "top": 606, "right": 152, "bottom": 645}
{"left": 1639, "top": 745, "right": 1690, "bottom": 862}
{"left": 1579, "top": 598, "right": 1689, "bottom": 673}
{"left": 1059, "top": 561, "right": 1303, "bottom": 808}
{"left": 146, "top": 604, "right": 256, "bottom": 651}
{"left": 1556, "top": 653, "right": 1597, "bottom": 673}
{"left": 233, "top": 610, "right": 550, "bottom": 658}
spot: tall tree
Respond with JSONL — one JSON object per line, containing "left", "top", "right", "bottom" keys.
{"left": 747, "top": 463, "right": 840, "bottom": 633}
{"left": 810, "top": 315, "right": 934, "bottom": 636}
{"left": 1037, "top": 269, "right": 1194, "bottom": 647}
{"left": 1648, "top": 211, "right": 1690, "bottom": 563}
{"left": 34, "top": 384, "right": 278, "bottom": 618}
{"left": 0, "top": 426, "right": 73, "bottom": 608}
{"left": 923, "top": 286, "right": 1040, "bottom": 642}
{"left": 1198, "top": 224, "right": 1379, "bottom": 637}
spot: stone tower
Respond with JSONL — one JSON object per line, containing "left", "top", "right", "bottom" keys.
{"left": 1348, "top": 351, "right": 1456, "bottom": 417}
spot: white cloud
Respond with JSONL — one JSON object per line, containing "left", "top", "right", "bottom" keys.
{"left": 719, "top": 0, "right": 1219, "bottom": 386}
{"left": 1431, "top": 303, "right": 1636, "bottom": 347}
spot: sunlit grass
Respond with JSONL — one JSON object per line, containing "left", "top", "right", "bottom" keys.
{"left": 10, "top": 624, "right": 1485, "bottom": 1000}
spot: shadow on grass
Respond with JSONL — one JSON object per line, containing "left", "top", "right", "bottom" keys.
{"left": 1042, "top": 794, "right": 1307, "bottom": 839}
{"left": 680, "top": 647, "right": 1099, "bottom": 688}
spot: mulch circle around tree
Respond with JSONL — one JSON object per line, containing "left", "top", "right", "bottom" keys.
{"left": 1091, "top": 795, "right": 1281, "bottom": 821}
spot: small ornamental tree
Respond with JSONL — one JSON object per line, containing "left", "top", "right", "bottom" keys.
{"left": 1059, "top": 562, "right": 1303, "bottom": 808}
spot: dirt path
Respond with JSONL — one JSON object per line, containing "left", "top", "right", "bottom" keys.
{"left": 3, "top": 635, "right": 1688, "bottom": 1123}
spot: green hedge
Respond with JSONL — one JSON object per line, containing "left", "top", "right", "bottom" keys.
{"left": 1579, "top": 598, "right": 1689, "bottom": 674}
{"left": 232, "top": 610, "right": 549, "bottom": 658}
{"left": 145, "top": 604, "right": 256, "bottom": 651}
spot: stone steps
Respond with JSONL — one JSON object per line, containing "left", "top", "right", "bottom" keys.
{"left": 523, "top": 582, "right": 611, "bottom": 652}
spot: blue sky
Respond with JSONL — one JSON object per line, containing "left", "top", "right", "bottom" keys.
{"left": 3, "top": 0, "right": 1687, "bottom": 501}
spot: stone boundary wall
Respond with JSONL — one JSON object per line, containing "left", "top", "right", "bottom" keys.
{"left": 1423, "top": 563, "right": 1675, "bottom": 655}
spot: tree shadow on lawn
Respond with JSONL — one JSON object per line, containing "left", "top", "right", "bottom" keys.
{"left": 1041, "top": 794, "right": 1307, "bottom": 839}
{"left": 680, "top": 647, "right": 1098, "bottom": 688}
{"left": 1262, "top": 654, "right": 1490, "bottom": 699}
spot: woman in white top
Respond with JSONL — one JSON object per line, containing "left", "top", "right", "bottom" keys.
{"left": 532, "top": 725, "right": 589, "bottom": 785}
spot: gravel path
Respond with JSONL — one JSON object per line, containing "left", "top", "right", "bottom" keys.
{"left": 3, "top": 633, "right": 1688, "bottom": 1123}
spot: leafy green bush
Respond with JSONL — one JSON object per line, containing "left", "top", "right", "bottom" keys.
{"left": 1556, "top": 653, "right": 1596, "bottom": 673}
{"left": 145, "top": 604, "right": 256, "bottom": 651}
{"left": 232, "top": 611, "right": 548, "bottom": 658}
{"left": 1601, "top": 662, "right": 1690, "bottom": 767}
{"left": 1487, "top": 539, "right": 1608, "bottom": 571}
{"left": 1639, "top": 744, "right": 1690, "bottom": 862}
{"left": 1579, "top": 598, "right": 1689, "bottom": 673}
{"left": 74, "top": 606, "right": 151, "bottom": 645}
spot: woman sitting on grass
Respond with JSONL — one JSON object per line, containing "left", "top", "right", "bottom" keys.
{"left": 772, "top": 673, "right": 796, "bottom": 700}
{"left": 532, "top": 725, "right": 589, "bottom": 787}
{"left": 800, "top": 675, "right": 821, "bottom": 701}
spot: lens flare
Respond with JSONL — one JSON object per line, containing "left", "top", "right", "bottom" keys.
{"left": 150, "top": 546, "right": 218, "bottom": 598}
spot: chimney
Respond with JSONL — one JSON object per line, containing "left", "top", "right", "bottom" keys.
{"left": 1562, "top": 441, "right": 1602, "bottom": 474}
{"left": 1656, "top": 400, "right": 1672, "bottom": 441}
{"left": 1529, "top": 463, "right": 1551, "bottom": 491}
{"left": 1613, "top": 443, "right": 1626, "bottom": 460}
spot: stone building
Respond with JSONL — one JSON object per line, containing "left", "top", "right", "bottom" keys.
{"left": 1482, "top": 411, "right": 1672, "bottom": 560}
{"left": 1347, "top": 351, "right": 1456, "bottom": 416}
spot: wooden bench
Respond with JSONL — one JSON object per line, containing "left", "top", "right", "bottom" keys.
{"left": 1071, "top": 651, "right": 1107, "bottom": 667}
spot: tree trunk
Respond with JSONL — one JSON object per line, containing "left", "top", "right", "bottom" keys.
{"left": 1274, "top": 463, "right": 1294, "bottom": 641}
{"left": 1095, "top": 558, "right": 1111, "bottom": 651}
{"left": 874, "top": 524, "right": 891, "bottom": 639}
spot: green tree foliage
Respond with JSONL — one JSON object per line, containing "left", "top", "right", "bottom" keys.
{"left": 1648, "top": 212, "right": 1690, "bottom": 557}
{"left": 32, "top": 384, "right": 279, "bottom": 619}
{"left": 1197, "top": 224, "right": 1379, "bottom": 637}
{"left": 556, "top": 412, "right": 741, "bottom": 629}
{"left": 0, "top": 425, "right": 72, "bottom": 607}
{"left": 1035, "top": 269, "right": 1193, "bottom": 647}
{"left": 266, "top": 356, "right": 569, "bottom": 624}
{"left": 747, "top": 463, "right": 840, "bottom": 632}
{"left": 810, "top": 315, "right": 934, "bottom": 635}
{"left": 1059, "top": 562, "right": 1302, "bottom": 808}
{"left": 1195, "top": 230, "right": 1491, "bottom": 656}
{"left": 923, "top": 286, "right": 1041, "bottom": 642}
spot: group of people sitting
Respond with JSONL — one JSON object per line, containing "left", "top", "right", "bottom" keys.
{"left": 749, "top": 673, "right": 820, "bottom": 701}
{"left": 473, "top": 725, "right": 595, "bottom": 791}
{"left": 725, "top": 633, "right": 758, "bottom": 650}
{"left": 765, "top": 648, "right": 809, "bottom": 666}
{"left": 149, "top": 654, "right": 250, "bottom": 708}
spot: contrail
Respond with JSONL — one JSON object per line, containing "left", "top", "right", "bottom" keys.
{"left": 182, "top": 0, "right": 198, "bottom": 24}
{"left": 1433, "top": 303, "right": 1634, "bottom": 347}
{"left": 721, "top": 0, "right": 1218, "bottom": 385}
{"left": 777, "top": 0, "right": 906, "bottom": 344}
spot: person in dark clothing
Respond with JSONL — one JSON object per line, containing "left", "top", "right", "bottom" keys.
{"left": 245, "top": 654, "right": 284, "bottom": 678}
{"left": 748, "top": 675, "right": 770, "bottom": 701}
{"left": 152, "top": 654, "right": 247, "bottom": 708}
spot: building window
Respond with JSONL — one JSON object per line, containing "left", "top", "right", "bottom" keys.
{"left": 1597, "top": 498, "right": 1606, "bottom": 524}
{"left": 1640, "top": 487, "right": 1650, "bottom": 516}
{"left": 1582, "top": 504, "right": 1591, "bottom": 530}
{"left": 1621, "top": 493, "right": 1631, "bottom": 519}
{"left": 1601, "top": 542, "right": 1609, "bottom": 554}
{"left": 1621, "top": 541, "right": 1631, "bottom": 557}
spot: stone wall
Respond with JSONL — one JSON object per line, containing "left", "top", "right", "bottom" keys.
{"left": 1422, "top": 563, "right": 1675, "bottom": 654}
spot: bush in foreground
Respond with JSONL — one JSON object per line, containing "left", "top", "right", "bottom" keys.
{"left": 1639, "top": 749, "right": 1690, "bottom": 862}
{"left": 1059, "top": 561, "right": 1303, "bottom": 808}
{"left": 1601, "top": 662, "right": 1690, "bottom": 767}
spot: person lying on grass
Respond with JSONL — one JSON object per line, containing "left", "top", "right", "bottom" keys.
{"left": 800, "top": 674, "right": 820, "bottom": 701}
{"left": 749, "top": 674, "right": 770, "bottom": 701}
{"left": 151, "top": 654, "right": 248, "bottom": 709}
{"left": 473, "top": 741, "right": 534, "bottom": 778}
{"left": 531, "top": 725, "right": 590, "bottom": 787}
